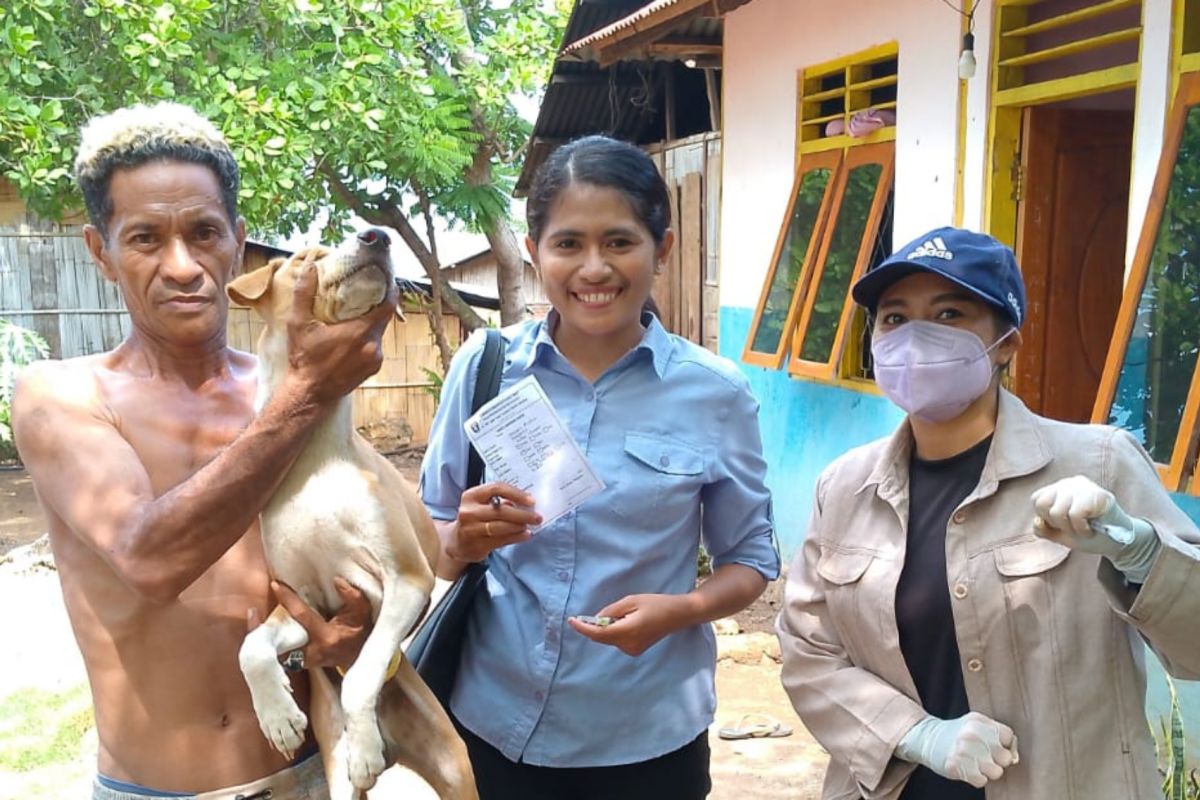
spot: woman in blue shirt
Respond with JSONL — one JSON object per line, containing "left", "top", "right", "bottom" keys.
{"left": 420, "top": 135, "right": 779, "bottom": 800}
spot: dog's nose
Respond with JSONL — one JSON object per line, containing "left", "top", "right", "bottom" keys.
{"left": 357, "top": 228, "right": 391, "bottom": 248}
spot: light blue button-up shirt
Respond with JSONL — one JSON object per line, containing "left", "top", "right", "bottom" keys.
{"left": 420, "top": 313, "right": 778, "bottom": 767}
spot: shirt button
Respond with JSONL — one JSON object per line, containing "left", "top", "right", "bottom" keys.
{"left": 557, "top": 571, "right": 569, "bottom": 582}
{"left": 952, "top": 510, "right": 968, "bottom": 524}
{"left": 586, "top": 390, "right": 595, "bottom": 401}
{"left": 966, "top": 658, "right": 984, "bottom": 673}
{"left": 952, "top": 583, "right": 969, "bottom": 599}
{"left": 534, "top": 690, "right": 545, "bottom": 701}
{"left": 659, "top": 455, "right": 670, "bottom": 467}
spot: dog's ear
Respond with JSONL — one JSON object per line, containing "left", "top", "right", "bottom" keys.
{"left": 227, "top": 257, "right": 285, "bottom": 307}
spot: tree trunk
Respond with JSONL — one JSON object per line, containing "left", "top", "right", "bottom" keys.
{"left": 483, "top": 220, "right": 526, "bottom": 325}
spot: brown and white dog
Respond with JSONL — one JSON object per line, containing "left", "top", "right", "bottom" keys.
{"left": 228, "top": 230, "right": 476, "bottom": 800}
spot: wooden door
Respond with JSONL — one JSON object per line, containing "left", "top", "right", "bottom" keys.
{"left": 1014, "top": 107, "right": 1132, "bottom": 423}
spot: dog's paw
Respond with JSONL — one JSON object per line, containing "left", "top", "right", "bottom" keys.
{"left": 255, "top": 697, "right": 308, "bottom": 758}
{"left": 346, "top": 724, "right": 387, "bottom": 791}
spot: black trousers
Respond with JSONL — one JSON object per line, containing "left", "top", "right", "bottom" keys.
{"left": 454, "top": 717, "right": 712, "bottom": 800}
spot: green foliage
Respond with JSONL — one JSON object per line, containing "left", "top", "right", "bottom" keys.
{"left": 1159, "top": 675, "right": 1200, "bottom": 800}
{"left": 0, "top": 0, "right": 564, "bottom": 240}
{"left": 0, "top": 319, "right": 50, "bottom": 456}
{"left": 0, "top": 685, "right": 94, "bottom": 772}
{"left": 798, "top": 162, "right": 883, "bottom": 364}
{"left": 749, "top": 166, "right": 833, "bottom": 354}
{"left": 420, "top": 365, "right": 444, "bottom": 407}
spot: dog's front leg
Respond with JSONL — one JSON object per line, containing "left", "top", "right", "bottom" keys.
{"left": 239, "top": 604, "right": 310, "bottom": 758}
{"left": 340, "top": 578, "right": 429, "bottom": 791}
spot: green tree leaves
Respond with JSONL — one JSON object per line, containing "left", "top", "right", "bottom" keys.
{"left": 0, "top": 0, "right": 562, "bottom": 251}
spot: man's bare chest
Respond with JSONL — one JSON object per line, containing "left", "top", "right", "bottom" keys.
{"left": 106, "top": 383, "right": 255, "bottom": 494}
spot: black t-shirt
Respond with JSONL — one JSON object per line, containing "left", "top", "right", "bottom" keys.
{"left": 895, "top": 435, "right": 992, "bottom": 800}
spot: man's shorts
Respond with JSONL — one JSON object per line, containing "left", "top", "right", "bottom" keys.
{"left": 92, "top": 752, "right": 329, "bottom": 800}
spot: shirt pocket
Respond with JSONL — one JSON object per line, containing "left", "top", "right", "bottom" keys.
{"left": 609, "top": 433, "right": 706, "bottom": 522}
{"left": 993, "top": 537, "right": 1071, "bottom": 578}
{"left": 815, "top": 546, "right": 877, "bottom": 665}
{"left": 990, "top": 536, "right": 1073, "bottom": 720}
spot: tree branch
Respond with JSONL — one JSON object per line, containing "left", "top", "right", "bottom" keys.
{"left": 319, "top": 165, "right": 486, "bottom": 330}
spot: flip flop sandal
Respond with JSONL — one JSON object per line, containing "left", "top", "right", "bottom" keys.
{"left": 717, "top": 713, "right": 794, "bottom": 740}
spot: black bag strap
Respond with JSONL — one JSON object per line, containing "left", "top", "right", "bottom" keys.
{"left": 466, "top": 328, "right": 504, "bottom": 488}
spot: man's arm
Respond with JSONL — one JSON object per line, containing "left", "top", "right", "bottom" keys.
{"left": 14, "top": 268, "right": 397, "bottom": 603}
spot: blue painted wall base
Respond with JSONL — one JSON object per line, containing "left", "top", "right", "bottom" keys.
{"left": 719, "top": 304, "right": 1200, "bottom": 761}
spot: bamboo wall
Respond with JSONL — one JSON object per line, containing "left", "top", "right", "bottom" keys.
{"left": 228, "top": 304, "right": 461, "bottom": 445}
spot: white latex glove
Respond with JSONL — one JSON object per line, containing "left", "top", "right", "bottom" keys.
{"left": 1031, "top": 475, "right": 1161, "bottom": 584}
{"left": 895, "top": 712, "right": 1019, "bottom": 788}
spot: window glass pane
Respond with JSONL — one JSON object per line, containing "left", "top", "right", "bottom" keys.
{"left": 799, "top": 162, "right": 883, "bottom": 364}
{"left": 748, "top": 167, "right": 833, "bottom": 353}
{"left": 1108, "top": 105, "right": 1200, "bottom": 462}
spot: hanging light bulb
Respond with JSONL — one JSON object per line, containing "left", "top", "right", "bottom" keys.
{"left": 958, "top": 32, "right": 976, "bottom": 80}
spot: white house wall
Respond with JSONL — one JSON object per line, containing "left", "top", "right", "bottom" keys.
{"left": 721, "top": 0, "right": 963, "bottom": 310}
{"left": 725, "top": 0, "right": 1179, "bottom": 299}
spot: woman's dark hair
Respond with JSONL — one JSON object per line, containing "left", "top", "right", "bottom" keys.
{"left": 526, "top": 135, "right": 672, "bottom": 246}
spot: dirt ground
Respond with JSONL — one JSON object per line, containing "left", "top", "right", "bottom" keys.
{"left": 0, "top": 467, "right": 827, "bottom": 799}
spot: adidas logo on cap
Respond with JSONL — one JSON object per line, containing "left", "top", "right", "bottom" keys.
{"left": 907, "top": 236, "right": 953, "bottom": 261}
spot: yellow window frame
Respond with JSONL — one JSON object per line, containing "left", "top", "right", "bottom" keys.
{"left": 796, "top": 42, "right": 898, "bottom": 158}
{"left": 992, "top": 0, "right": 1144, "bottom": 107}
{"left": 741, "top": 149, "right": 843, "bottom": 368}
{"left": 1174, "top": 0, "right": 1200, "bottom": 86}
{"left": 1091, "top": 72, "right": 1200, "bottom": 492}
{"left": 787, "top": 142, "right": 895, "bottom": 382}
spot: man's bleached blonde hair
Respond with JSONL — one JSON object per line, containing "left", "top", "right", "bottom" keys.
{"left": 75, "top": 102, "right": 240, "bottom": 238}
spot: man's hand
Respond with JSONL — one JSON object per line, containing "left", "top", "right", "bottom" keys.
{"left": 283, "top": 264, "right": 398, "bottom": 407}
{"left": 270, "top": 577, "right": 372, "bottom": 672}
{"left": 567, "top": 593, "right": 688, "bottom": 657}
{"left": 446, "top": 482, "right": 540, "bottom": 564}
{"left": 895, "top": 712, "right": 1019, "bottom": 788}
{"left": 1031, "top": 475, "right": 1161, "bottom": 583}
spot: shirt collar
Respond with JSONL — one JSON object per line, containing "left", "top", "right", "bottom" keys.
{"left": 524, "top": 309, "right": 674, "bottom": 379}
{"left": 857, "top": 389, "right": 1052, "bottom": 497}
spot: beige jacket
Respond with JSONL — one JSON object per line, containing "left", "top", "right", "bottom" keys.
{"left": 777, "top": 391, "right": 1200, "bottom": 800}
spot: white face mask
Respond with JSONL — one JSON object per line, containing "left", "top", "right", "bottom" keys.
{"left": 871, "top": 321, "right": 1014, "bottom": 422}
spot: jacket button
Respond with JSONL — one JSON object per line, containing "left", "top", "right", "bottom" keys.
{"left": 952, "top": 510, "right": 968, "bottom": 524}
{"left": 967, "top": 658, "right": 984, "bottom": 673}
{"left": 953, "top": 583, "right": 969, "bottom": 599}
{"left": 659, "top": 455, "right": 670, "bottom": 467}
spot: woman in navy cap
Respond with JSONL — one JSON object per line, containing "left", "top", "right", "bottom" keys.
{"left": 776, "top": 226, "right": 1200, "bottom": 800}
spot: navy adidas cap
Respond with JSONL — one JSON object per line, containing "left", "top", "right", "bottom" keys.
{"left": 851, "top": 226, "right": 1026, "bottom": 327}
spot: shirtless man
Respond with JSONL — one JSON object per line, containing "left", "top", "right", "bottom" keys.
{"left": 13, "top": 104, "right": 395, "bottom": 799}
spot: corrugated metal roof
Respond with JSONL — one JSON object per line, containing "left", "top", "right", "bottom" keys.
{"left": 562, "top": 0, "right": 749, "bottom": 55}
{"left": 515, "top": 0, "right": 731, "bottom": 195}
{"left": 563, "top": 0, "right": 698, "bottom": 53}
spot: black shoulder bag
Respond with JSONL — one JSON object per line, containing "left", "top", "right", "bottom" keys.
{"left": 406, "top": 327, "right": 503, "bottom": 708}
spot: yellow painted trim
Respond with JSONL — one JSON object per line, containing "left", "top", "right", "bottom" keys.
{"left": 1003, "top": 0, "right": 1139, "bottom": 38}
{"left": 849, "top": 75, "right": 899, "bottom": 92}
{"left": 985, "top": 107, "right": 1021, "bottom": 247}
{"left": 790, "top": 373, "right": 885, "bottom": 396}
{"left": 1184, "top": 53, "right": 1200, "bottom": 74}
{"left": 801, "top": 42, "right": 899, "bottom": 80}
{"left": 994, "top": 63, "right": 1139, "bottom": 106}
{"left": 805, "top": 87, "right": 847, "bottom": 102}
{"left": 797, "top": 128, "right": 896, "bottom": 156}
{"left": 954, "top": 7, "right": 970, "bottom": 228}
{"left": 999, "top": 27, "right": 1141, "bottom": 69}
